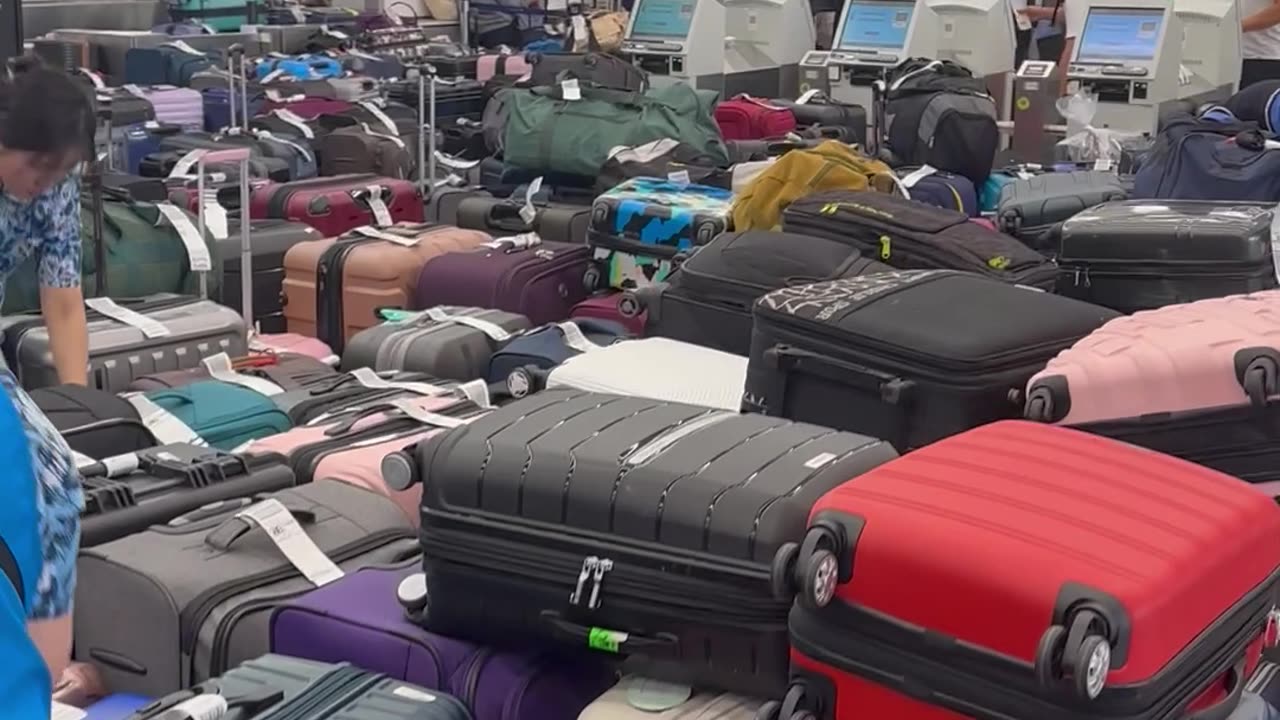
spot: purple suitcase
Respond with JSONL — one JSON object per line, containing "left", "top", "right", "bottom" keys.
{"left": 269, "top": 563, "right": 616, "bottom": 720}
{"left": 414, "top": 238, "right": 591, "bottom": 325}
{"left": 135, "top": 85, "right": 204, "bottom": 130}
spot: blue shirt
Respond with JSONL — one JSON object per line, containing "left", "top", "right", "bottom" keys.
{"left": 0, "top": 176, "right": 82, "bottom": 307}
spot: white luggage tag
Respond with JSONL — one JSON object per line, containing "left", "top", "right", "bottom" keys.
{"left": 358, "top": 100, "right": 400, "bottom": 136}
{"left": 519, "top": 177, "right": 544, "bottom": 226}
{"left": 70, "top": 449, "right": 98, "bottom": 471}
{"left": 84, "top": 298, "right": 172, "bottom": 339}
{"left": 359, "top": 122, "right": 407, "bottom": 150}
{"left": 483, "top": 233, "right": 541, "bottom": 251}
{"left": 162, "top": 40, "right": 204, "bottom": 56}
{"left": 202, "top": 353, "right": 286, "bottom": 397}
{"left": 289, "top": 5, "right": 306, "bottom": 22}
{"left": 155, "top": 202, "right": 214, "bottom": 273}
{"left": 123, "top": 394, "right": 207, "bottom": 446}
{"left": 167, "top": 149, "right": 207, "bottom": 179}
{"left": 435, "top": 150, "right": 481, "bottom": 171}
{"left": 560, "top": 78, "right": 582, "bottom": 102}
{"left": 271, "top": 109, "right": 315, "bottom": 139}
{"left": 364, "top": 186, "right": 395, "bottom": 227}
{"left": 556, "top": 322, "right": 606, "bottom": 353}
{"left": 421, "top": 307, "right": 513, "bottom": 342}
{"left": 52, "top": 701, "right": 88, "bottom": 720}
{"left": 321, "top": 25, "right": 349, "bottom": 40}
{"left": 253, "top": 129, "right": 315, "bottom": 163}
{"left": 899, "top": 164, "right": 937, "bottom": 189}
{"left": 236, "top": 498, "right": 344, "bottom": 586}
{"left": 795, "top": 88, "right": 823, "bottom": 104}
{"left": 197, "top": 188, "right": 229, "bottom": 241}
{"left": 667, "top": 169, "right": 691, "bottom": 186}
{"left": 78, "top": 69, "right": 106, "bottom": 90}
{"left": 349, "top": 367, "right": 449, "bottom": 396}
{"left": 262, "top": 68, "right": 287, "bottom": 84}
{"left": 390, "top": 398, "right": 469, "bottom": 428}
{"left": 352, "top": 224, "right": 417, "bottom": 246}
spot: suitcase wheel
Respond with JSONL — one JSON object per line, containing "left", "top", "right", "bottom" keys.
{"left": 755, "top": 701, "right": 781, "bottom": 720}
{"left": 1035, "top": 608, "right": 1112, "bottom": 701}
{"left": 800, "top": 548, "right": 839, "bottom": 610}
{"left": 1024, "top": 388, "right": 1054, "bottom": 423}
{"left": 583, "top": 266, "right": 602, "bottom": 293}
{"left": 774, "top": 683, "right": 817, "bottom": 720}
{"left": 769, "top": 542, "right": 800, "bottom": 601}
{"left": 617, "top": 292, "right": 642, "bottom": 318}
{"left": 507, "top": 366, "right": 538, "bottom": 399}
{"left": 1239, "top": 354, "right": 1280, "bottom": 407}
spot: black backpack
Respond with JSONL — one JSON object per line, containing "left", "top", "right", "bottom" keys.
{"left": 883, "top": 59, "right": 999, "bottom": 184}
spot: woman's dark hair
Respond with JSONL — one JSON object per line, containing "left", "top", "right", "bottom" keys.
{"left": 0, "top": 56, "right": 95, "bottom": 159}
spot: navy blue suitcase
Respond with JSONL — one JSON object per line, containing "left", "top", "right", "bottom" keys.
{"left": 897, "top": 166, "right": 980, "bottom": 218}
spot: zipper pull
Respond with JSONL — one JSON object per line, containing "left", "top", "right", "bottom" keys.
{"left": 1082, "top": 267, "right": 1091, "bottom": 288}
{"left": 588, "top": 557, "right": 613, "bottom": 610}
{"left": 569, "top": 556, "right": 595, "bottom": 607}
{"left": 1073, "top": 268, "right": 1081, "bottom": 287}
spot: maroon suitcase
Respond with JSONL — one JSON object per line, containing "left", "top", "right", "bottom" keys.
{"left": 249, "top": 174, "right": 425, "bottom": 237}
{"left": 570, "top": 292, "right": 646, "bottom": 336}
{"left": 414, "top": 237, "right": 591, "bottom": 325}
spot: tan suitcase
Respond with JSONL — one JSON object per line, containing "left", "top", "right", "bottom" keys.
{"left": 282, "top": 223, "right": 490, "bottom": 352}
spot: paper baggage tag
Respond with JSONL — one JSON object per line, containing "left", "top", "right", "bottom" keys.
{"left": 122, "top": 83, "right": 144, "bottom": 98}
{"left": 520, "top": 177, "right": 544, "bottom": 226}
{"left": 168, "top": 149, "right": 207, "bottom": 179}
{"left": 364, "top": 187, "right": 395, "bottom": 227}
{"left": 571, "top": 14, "right": 588, "bottom": 41}
{"left": 484, "top": 232, "right": 541, "bottom": 250}
{"left": 435, "top": 150, "right": 481, "bottom": 170}
{"left": 560, "top": 78, "right": 582, "bottom": 102}
{"left": 796, "top": 88, "right": 822, "bottom": 104}
{"left": 349, "top": 49, "right": 381, "bottom": 61}
{"left": 70, "top": 449, "right": 97, "bottom": 470}
{"left": 78, "top": 68, "right": 106, "bottom": 89}
{"left": 358, "top": 101, "right": 400, "bottom": 135}
{"left": 144, "top": 120, "right": 161, "bottom": 130}
{"left": 272, "top": 109, "right": 315, "bottom": 139}
{"left": 156, "top": 203, "right": 214, "bottom": 272}
{"left": 85, "top": 298, "right": 172, "bottom": 339}
{"left": 391, "top": 398, "right": 468, "bottom": 428}
{"left": 349, "top": 367, "right": 448, "bottom": 396}
{"left": 353, "top": 224, "right": 417, "bottom": 246}
{"left": 1092, "top": 157, "right": 1113, "bottom": 172}
{"left": 322, "top": 25, "right": 349, "bottom": 39}
{"left": 255, "top": 130, "right": 314, "bottom": 162}
{"left": 557, "top": 322, "right": 605, "bottom": 353}
{"left": 667, "top": 169, "right": 691, "bottom": 186}
{"left": 202, "top": 353, "right": 285, "bottom": 396}
{"left": 101, "top": 452, "right": 141, "bottom": 478}
{"left": 360, "top": 122, "right": 407, "bottom": 150}
{"left": 289, "top": 6, "right": 305, "bottom": 21}
{"left": 262, "top": 69, "right": 287, "bottom": 84}
{"left": 237, "top": 499, "right": 345, "bottom": 587}
{"left": 456, "top": 378, "right": 492, "bottom": 408}
{"left": 165, "top": 40, "right": 204, "bottom": 55}
{"left": 899, "top": 164, "right": 937, "bottom": 188}
{"left": 392, "top": 686, "right": 438, "bottom": 703}
{"left": 200, "top": 193, "right": 229, "bottom": 241}
{"left": 422, "top": 307, "right": 512, "bottom": 342}
{"left": 123, "top": 394, "right": 207, "bottom": 446}
{"left": 1014, "top": 9, "right": 1033, "bottom": 31}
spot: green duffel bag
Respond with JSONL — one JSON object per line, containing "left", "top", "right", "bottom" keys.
{"left": 501, "top": 82, "right": 729, "bottom": 178}
{"left": 3, "top": 191, "right": 220, "bottom": 314}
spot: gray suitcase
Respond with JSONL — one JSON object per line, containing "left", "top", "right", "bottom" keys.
{"left": 73, "top": 480, "right": 418, "bottom": 697}
{"left": 0, "top": 294, "right": 247, "bottom": 392}
{"left": 341, "top": 307, "right": 531, "bottom": 380}
{"left": 995, "top": 171, "right": 1130, "bottom": 251}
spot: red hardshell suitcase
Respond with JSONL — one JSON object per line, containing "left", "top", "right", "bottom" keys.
{"left": 714, "top": 96, "right": 798, "bottom": 140}
{"left": 768, "top": 421, "right": 1280, "bottom": 720}
{"left": 249, "top": 174, "right": 425, "bottom": 237}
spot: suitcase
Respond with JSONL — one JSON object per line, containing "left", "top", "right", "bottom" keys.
{"left": 137, "top": 654, "right": 470, "bottom": 720}
{"left": 769, "top": 420, "right": 1280, "bottom": 720}
{"left": 744, "top": 270, "right": 1121, "bottom": 451}
{"left": 31, "top": 384, "right": 154, "bottom": 461}
{"left": 79, "top": 443, "right": 296, "bottom": 547}
{"left": 202, "top": 86, "right": 265, "bottom": 133}
{"left": 455, "top": 193, "right": 593, "bottom": 245}
{"left": 282, "top": 223, "right": 491, "bottom": 354}
{"left": 73, "top": 481, "right": 419, "bottom": 697}
{"left": 476, "top": 52, "right": 532, "bottom": 82}
{"left": 633, "top": 230, "right": 892, "bottom": 357}
{"left": 275, "top": 370, "right": 461, "bottom": 424}
{"left": 0, "top": 294, "right": 248, "bottom": 392}
{"left": 341, "top": 307, "right": 532, "bottom": 379}
{"left": 250, "top": 174, "right": 426, "bottom": 237}
{"left": 516, "top": 336, "right": 749, "bottom": 411}
{"left": 415, "top": 238, "right": 592, "bottom": 325}
{"left": 579, "top": 679, "right": 764, "bottom": 720}
{"left": 137, "top": 380, "right": 294, "bottom": 450}
{"left": 782, "top": 190, "right": 1059, "bottom": 290}
{"left": 587, "top": 179, "right": 735, "bottom": 291}
{"left": 132, "top": 85, "right": 205, "bottom": 130}
{"left": 897, "top": 166, "right": 980, "bottom": 217}
{"left": 768, "top": 96, "right": 867, "bottom": 148}
{"left": 996, "top": 170, "right": 1130, "bottom": 251}
{"left": 570, "top": 293, "right": 646, "bottom": 336}
{"left": 1053, "top": 201, "right": 1280, "bottom": 314}
{"left": 271, "top": 562, "right": 616, "bottom": 719}
{"left": 385, "top": 79, "right": 487, "bottom": 127}
{"left": 411, "top": 389, "right": 898, "bottom": 696}
{"left": 248, "top": 332, "right": 337, "bottom": 365}
{"left": 219, "top": 219, "right": 321, "bottom": 334}
{"left": 96, "top": 89, "right": 159, "bottom": 127}
{"left": 141, "top": 149, "right": 291, "bottom": 182}
{"left": 318, "top": 126, "right": 414, "bottom": 180}
{"left": 126, "top": 351, "right": 337, "bottom": 393}
{"left": 102, "top": 172, "right": 168, "bottom": 202}
{"left": 525, "top": 52, "right": 647, "bottom": 92}
{"left": 714, "top": 96, "right": 798, "bottom": 141}
{"left": 488, "top": 319, "right": 631, "bottom": 385}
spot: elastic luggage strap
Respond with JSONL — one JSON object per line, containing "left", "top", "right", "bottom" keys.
{"left": 202, "top": 353, "right": 286, "bottom": 397}
{"left": 123, "top": 394, "right": 208, "bottom": 447}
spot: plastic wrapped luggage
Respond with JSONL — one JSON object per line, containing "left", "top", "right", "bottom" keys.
{"left": 782, "top": 190, "right": 1057, "bottom": 289}
{"left": 714, "top": 96, "right": 797, "bottom": 140}
{"left": 587, "top": 178, "right": 735, "bottom": 291}
{"left": 282, "top": 223, "right": 491, "bottom": 354}
{"left": 78, "top": 444, "right": 296, "bottom": 547}
{"left": 249, "top": 174, "right": 425, "bottom": 236}
{"left": 996, "top": 170, "right": 1130, "bottom": 250}
{"left": 342, "top": 307, "right": 532, "bottom": 378}
{"left": 31, "top": 384, "right": 154, "bottom": 461}
{"left": 126, "top": 351, "right": 336, "bottom": 393}
{"left": 0, "top": 294, "right": 248, "bottom": 392}
{"left": 454, "top": 192, "right": 593, "bottom": 245}
{"left": 631, "top": 230, "right": 892, "bottom": 356}
{"left": 744, "top": 271, "right": 1121, "bottom": 451}
{"left": 73, "top": 481, "right": 419, "bottom": 696}
{"left": 768, "top": 420, "right": 1280, "bottom": 720}
{"left": 579, "top": 678, "right": 764, "bottom": 719}
{"left": 415, "top": 238, "right": 592, "bottom": 326}
{"left": 270, "top": 562, "right": 616, "bottom": 720}
{"left": 1053, "top": 201, "right": 1280, "bottom": 313}
{"left": 219, "top": 219, "right": 322, "bottom": 334}
{"left": 488, "top": 319, "right": 630, "bottom": 385}
{"left": 411, "top": 389, "right": 899, "bottom": 696}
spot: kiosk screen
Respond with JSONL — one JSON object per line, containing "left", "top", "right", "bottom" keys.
{"left": 1076, "top": 7, "right": 1165, "bottom": 61}
{"left": 629, "top": 0, "right": 698, "bottom": 37}
{"left": 837, "top": 1, "right": 915, "bottom": 50}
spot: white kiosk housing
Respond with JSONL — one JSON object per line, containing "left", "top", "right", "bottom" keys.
{"left": 723, "top": 0, "right": 816, "bottom": 96}
{"left": 924, "top": 0, "right": 1017, "bottom": 77}
{"left": 620, "top": 0, "right": 726, "bottom": 90}
{"left": 1175, "top": 0, "right": 1242, "bottom": 102}
{"left": 1065, "top": 1, "right": 1184, "bottom": 133}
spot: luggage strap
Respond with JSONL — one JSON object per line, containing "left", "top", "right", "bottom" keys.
{"left": 348, "top": 368, "right": 492, "bottom": 408}
{"left": 123, "top": 394, "right": 208, "bottom": 447}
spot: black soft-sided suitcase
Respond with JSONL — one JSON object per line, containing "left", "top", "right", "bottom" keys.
{"left": 454, "top": 192, "right": 593, "bottom": 245}
{"left": 412, "top": 389, "right": 898, "bottom": 697}
{"left": 30, "top": 384, "right": 155, "bottom": 460}
{"left": 743, "top": 270, "right": 1120, "bottom": 451}
{"left": 635, "top": 230, "right": 892, "bottom": 356}
{"left": 79, "top": 444, "right": 296, "bottom": 547}
{"left": 221, "top": 219, "right": 323, "bottom": 333}
{"left": 768, "top": 97, "right": 867, "bottom": 147}
{"left": 1054, "top": 200, "right": 1280, "bottom": 313}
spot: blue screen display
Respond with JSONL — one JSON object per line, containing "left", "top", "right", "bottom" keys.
{"left": 838, "top": 1, "right": 914, "bottom": 50}
{"left": 1077, "top": 8, "right": 1165, "bottom": 61}
{"left": 629, "top": 0, "right": 697, "bottom": 37}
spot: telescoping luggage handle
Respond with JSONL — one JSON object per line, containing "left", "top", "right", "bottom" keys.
{"left": 195, "top": 146, "right": 254, "bottom": 328}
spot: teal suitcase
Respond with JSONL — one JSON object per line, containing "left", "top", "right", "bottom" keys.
{"left": 168, "top": 0, "right": 264, "bottom": 31}
{"left": 145, "top": 380, "right": 292, "bottom": 450}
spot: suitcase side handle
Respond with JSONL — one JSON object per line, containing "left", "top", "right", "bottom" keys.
{"left": 486, "top": 203, "right": 535, "bottom": 233}
{"left": 539, "top": 610, "right": 678, "bottom": 655}
{"left": 1185, "top": 661, "right": 1246, "bottom": 720}
{"left": 203, "top": 505, "right": 318, "bottom": 550}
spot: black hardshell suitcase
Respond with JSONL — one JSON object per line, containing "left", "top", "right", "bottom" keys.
{"left": 996, "top": 170, "right": 1130, "bottom": 251}
{"left": 221, "top": 220, "right": 323, "bottom": 333}
{"left": 275, "top": 370, "right": 457, "bottom": 424}
{"left": 30, "top": 384, "right": 155, "bottom": 460}
{"left": 633, "top": 230, "right": 892, "bottom": 356}
{"left": 455, "top": 192, "right": 593, "bottom": 245}
{"left": 742, "top": 270, "right": 1120, "bottom": 451}
{"left": 782, "top": 190, "right": 1058, "bottom": 290}
{"left": 1054, "top": 200, "right": 1280, "bottom": 313}
{"left": 768, "top": 97, "right": 867, "bottom": 147}
{"left": 412, "top": 389, "right": 898, "bottom": 697}
{"left": 79, "top": 444, "right": 296, "bottom": 547}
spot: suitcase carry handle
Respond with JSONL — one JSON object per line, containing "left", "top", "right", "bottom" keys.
{"left": 1185, "top": 661, "right": 1246, "bottom": 720}
{"left": 204, "top": 505, "right": 318, "bottom": 550}
{"left": 539, "top": 610, "right": 678, "bottom": 653}
{"left": 487, "top": 203, "right": 535, "bottom": 233}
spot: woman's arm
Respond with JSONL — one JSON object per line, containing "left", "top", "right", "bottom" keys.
{"left": 1244, "top": 0, "right": 1280, "bottom": 33}
{"left": 40, "top": 288, "right": 88, "bottom": 387}
{"left": 35, "top": 178, "right": 88, "bottom": 386}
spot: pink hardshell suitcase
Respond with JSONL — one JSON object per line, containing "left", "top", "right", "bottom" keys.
{"left": 138, "top": 86, "right": 204, "bottom": 130}
{"left": 570, "top": 293, "right": 646, "bottom": 336}
{"left": 309, "top": 429, "right": 443, "bottom": 525}
{"left": 970, "top": 217, "right": 998, "bottom": 231}
{"left": 250, "top": 332, "right": 339, "bottom": 366}
{"left": 1025, "top": 289, "right": 1280, "bottom": 425}
{"left": 476, "top": 53, "right": 532, "bottom": 82}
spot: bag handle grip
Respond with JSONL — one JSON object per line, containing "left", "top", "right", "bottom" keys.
{"left": 1184, "top": 661, "right": 1246, "bottom": 720}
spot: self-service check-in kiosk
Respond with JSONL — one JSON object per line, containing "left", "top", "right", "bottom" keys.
{"left": 1065, "top": 1, "right": 1184, "bottom": 133}
{"left": 723, "top": 0, "right": 816, "bottom": 96}
{"left": 621, "top": 0, "right": 726, "bottom": 90}
{"left": 924, "top": 0, "right": 1017, "bottom": 78}
{"left": 1175, "top": 0, "right": 1241, "bottom": 104}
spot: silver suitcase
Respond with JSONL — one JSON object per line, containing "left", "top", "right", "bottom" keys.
{"left": 0, "top": 293, "right": 247, "bottom": 391}
{"left": 341, "top": 306, "right": 531, "bottom": 380}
